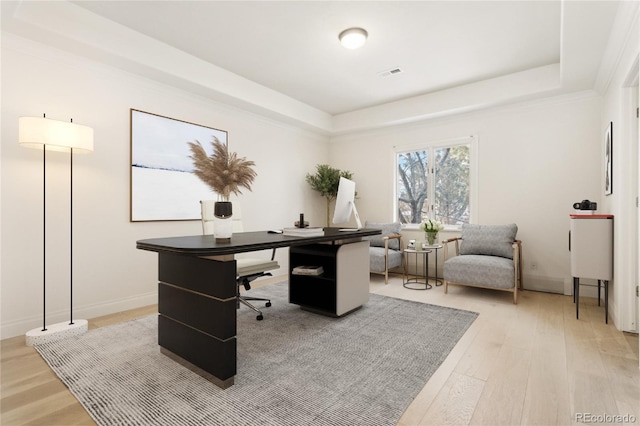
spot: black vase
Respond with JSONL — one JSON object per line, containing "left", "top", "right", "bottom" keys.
{"left": 214, "top": 201, "right": 233, "bottom": 218}
{"left": 214, "top": 201, "right": 233, "bottom": 241}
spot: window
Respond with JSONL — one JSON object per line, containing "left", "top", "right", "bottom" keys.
{"left": 395, "top": 136, "right": 477, "bottom": 227}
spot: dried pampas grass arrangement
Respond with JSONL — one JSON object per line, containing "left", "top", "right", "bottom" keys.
{"left": 188, "top": 137, "right": 257, "bottom": 200}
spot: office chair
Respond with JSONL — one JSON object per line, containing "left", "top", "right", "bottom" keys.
{"left": 200, "top": 200, "right": 279, "bottom": 320}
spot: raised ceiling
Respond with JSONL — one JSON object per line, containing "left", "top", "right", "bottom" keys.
{"left": 1, "top": 1, "right": 624, "bottom": 134}
{"left": 70, "top": 1, "right": 562, "bottom": 115}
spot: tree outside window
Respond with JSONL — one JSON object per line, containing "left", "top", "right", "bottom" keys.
{"left": 396, "top": 138, "right": 473, "bottom": 226}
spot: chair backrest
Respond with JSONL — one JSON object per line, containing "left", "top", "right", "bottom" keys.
{"left": 200, "top": 200, "right": 245, "bottom": 235}
{"left": 364, "top": 221, "right": 402, "bottom": 251}
{"left": 459, "top": 223, "right": 518, "bottom": 259}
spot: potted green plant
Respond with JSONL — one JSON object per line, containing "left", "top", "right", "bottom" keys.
{"left": 305, "top": 164, "right": 353, "bottom": 227}
{"left": 188, "top": 137, "right": 256, "bottom": 240}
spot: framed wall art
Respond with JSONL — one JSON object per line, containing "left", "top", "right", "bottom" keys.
{"left": 604, "top": 121, "right": 613, "bottom": 196}
{"left": 130, "top": 109, "right": 228, "bottom": 221}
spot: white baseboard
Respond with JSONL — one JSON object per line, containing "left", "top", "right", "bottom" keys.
{"left": 523, "top": 274, "right": 567, "bottom": 295}
{"left": 1, "top": 291, "right": 157, "bottom": 340}
{"left": 524, "top": 274, "right": 602, "bottom": 299}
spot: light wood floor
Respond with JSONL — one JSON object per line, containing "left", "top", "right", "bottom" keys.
{"left": 2, "top": 276, "right": 638, "bottom": 426}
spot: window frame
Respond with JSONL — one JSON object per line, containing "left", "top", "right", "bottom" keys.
{"left": 394, "top": 135, "right": 478, "bottom": 230}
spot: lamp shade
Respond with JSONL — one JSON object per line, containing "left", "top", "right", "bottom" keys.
{"left": 19, "top": 116, "right": 93, "bottom": 153}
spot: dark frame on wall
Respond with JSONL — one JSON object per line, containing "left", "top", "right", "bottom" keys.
{"left": 604, "top": 121, "right": 613, "bottom": 196}
{"left": 130, "top": 109, "right": 228, "bottom": 222}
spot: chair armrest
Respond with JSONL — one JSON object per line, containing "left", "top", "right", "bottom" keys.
{"left": 512, "top": 240, "right": 522, "bottom": 257}
{"left": 384, "top": 234, "right": 402, "bottom": 249}
{"left": 443, "top": 237, "right": 461, "bottom": 257}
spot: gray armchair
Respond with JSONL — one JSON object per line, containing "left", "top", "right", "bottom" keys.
{"left": 365, "top": 221, "right": 404, "bottom": 284}
{"left": 443, "top": 223, "right": 523, "bottom": 303}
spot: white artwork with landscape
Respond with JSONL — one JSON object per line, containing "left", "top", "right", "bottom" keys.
{"left": 130, "top": 109, "right": 227, "bottom": 221}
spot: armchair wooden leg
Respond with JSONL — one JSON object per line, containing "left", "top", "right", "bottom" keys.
{"left": 444, "top": 280, "right": 448, "bottom": 294}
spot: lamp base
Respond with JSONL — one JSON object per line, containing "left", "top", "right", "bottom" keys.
{"left": 25, "top": 319, "right": 88, "bottom": 346}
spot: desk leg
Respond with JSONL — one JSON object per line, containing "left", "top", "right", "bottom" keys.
{"left": 157, "top": 252, "right": 238, "bottom": 388}
{"left": 597, "top": 279, "right": 601, "bottom": 306}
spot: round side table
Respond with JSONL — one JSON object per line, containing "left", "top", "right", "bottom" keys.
{"left": 403, "top": 248, "right": 432, "bottom": 290}
{"left": 423, "top": 244, "right": 443, "bottom": 287}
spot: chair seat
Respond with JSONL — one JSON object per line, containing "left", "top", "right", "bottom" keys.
{"left": 444, "top": 255, "right": 514, "bottom": 289}
{"left": 369, "top": 247, "right": 402, "bottom": 273}
{"left": 237, "top": 258, "right": 279, "bottom": 276}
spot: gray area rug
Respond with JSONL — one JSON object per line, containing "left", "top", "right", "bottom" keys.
{"left": 35, "top": 282, "right": 478, "bottom": 426}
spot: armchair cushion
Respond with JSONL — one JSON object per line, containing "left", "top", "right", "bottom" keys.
{"left": 459, "top": 223, "right": 518, "bottom": 259}
{"left": 444, "top": 255, "right": 515, "bottom": 289}
{"left": 365, "top": 221, "right": 402, "bottom": 251}
{"left": 369, "top": 246, "right": 403, "bottom": 272}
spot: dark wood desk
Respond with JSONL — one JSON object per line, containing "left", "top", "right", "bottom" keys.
{"left": 136, "top": 228, "right": 380, "bottom": 388}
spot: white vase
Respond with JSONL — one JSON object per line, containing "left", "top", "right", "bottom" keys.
{"left": 426, "top": 231, "right": 438, "bottom": 246}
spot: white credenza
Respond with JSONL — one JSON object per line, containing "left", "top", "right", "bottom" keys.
{"left": 569, "top": 214, "right": 613, "bottom": 323}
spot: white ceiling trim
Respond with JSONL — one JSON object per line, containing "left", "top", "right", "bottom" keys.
{"left": 1, "top": 1, "right": 626, "bottom": 136}
{"left": 332, "top": 64, "right": 562, "bottom": 135}
{"left": 594, "top": 1, "right": 640, "bottom": 94}
{"left": 4, "top": 0, "right": 333, "bottom": 133}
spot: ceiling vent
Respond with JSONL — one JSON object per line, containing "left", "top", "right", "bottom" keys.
{"left": 379, "top": 67, "right": 404, "bottom": 77}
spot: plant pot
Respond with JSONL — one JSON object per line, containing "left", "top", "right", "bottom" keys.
{"left": 214, "top": 201, "right": 233, "bottom": 242}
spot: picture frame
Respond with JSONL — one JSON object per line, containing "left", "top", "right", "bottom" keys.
{"left": 130, "top": 109, "right": 228, "bottom": 221}
{"left": 604, "top": 121, "right": 613, "bottom": 196}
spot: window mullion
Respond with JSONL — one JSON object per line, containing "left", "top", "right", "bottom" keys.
{"left": 428, "top": 148, "right": 435, "bottom": 220}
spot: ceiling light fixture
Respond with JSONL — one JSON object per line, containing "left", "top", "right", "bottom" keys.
{"left": 339, "top": 27, "right": 368, "bottom": 49}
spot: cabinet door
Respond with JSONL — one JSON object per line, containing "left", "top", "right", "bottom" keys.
{"left": 336, "top": 241, "right": 370, "bottom": 316}
{"left": 570, "top": 218, "right": 613, "bottom": 280}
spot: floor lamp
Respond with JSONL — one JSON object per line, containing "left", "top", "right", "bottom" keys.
{"left": 20, "top": 115, "right": 94, "bottom": 346}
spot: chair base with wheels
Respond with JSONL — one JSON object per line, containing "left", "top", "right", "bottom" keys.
{"left": 237, "top": 270, "right": 275, "bottom": 320}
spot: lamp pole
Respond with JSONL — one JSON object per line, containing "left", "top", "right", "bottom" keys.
{"left": 69, "top": 145, "right": 74, "bottom": 325}
{"left": 42, "top": 140, "right": 47, "bottom": 331}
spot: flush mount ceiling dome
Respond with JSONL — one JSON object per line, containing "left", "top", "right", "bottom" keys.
{"left": 338, "top": 27, "right": 368, "bottom": 49}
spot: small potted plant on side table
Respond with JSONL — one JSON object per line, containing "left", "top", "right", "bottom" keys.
{"left": 421, "top": 219, "right": 444, "bottom": 246}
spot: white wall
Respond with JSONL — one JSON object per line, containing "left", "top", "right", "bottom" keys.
{"left": 3, "top": 10, "right": 637, "bottom": 337}
{"left": 1, "top": 35, "right": 330, "bottom": 338}
{"left": 599, "top": 13, "right": 639, "bottom": 332}
{"left": 330, "top": 92, "right": 603, "bottom": 295}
